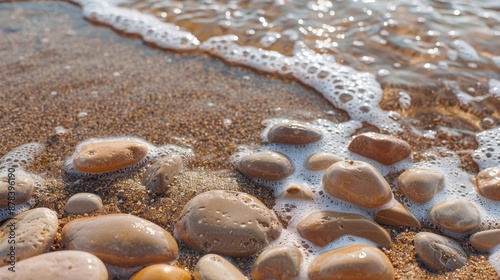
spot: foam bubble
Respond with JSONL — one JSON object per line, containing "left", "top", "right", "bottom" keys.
{"left": 473, "top": 126, "right": 500, "bottom": 170}
{"left": 452, "top": 39, "right": 480, "bottom": 61}
{"left": 0, "top": 142, "right": 45, "bottom": 171}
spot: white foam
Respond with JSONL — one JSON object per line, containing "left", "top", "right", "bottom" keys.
{"left": 0, "top": 142, "right": 45, "bottom": 172}
{"left": 452, "top": 39, "right": 480, "bottom": 61}
{"left": 473, "top": 126, "right": 500, "bottom": 170}
{"left": 490, "top": 79, "right": 500, "bottom": 98}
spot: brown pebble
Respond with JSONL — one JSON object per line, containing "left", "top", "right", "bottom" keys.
{"left": 375, "top": 202, "right": 421, "bottom": 229}
{"left": 428, "top": 198, "right": 481, "bottom": 233}
{"left": 474, "top": 166, "right": 500, "bottom": 201}
{"left": 297, "top": 211, "right": 392, "bottom": 248}
{"left": 142, "top": 154, "right": 183, "bottom": 194}
{"left": 130, "top": 264, "right": 191, "bottom": 280}
{"left": 238, "top": 151, "right": 294, "bottom": 181}
{"left": 414, "top": 232, "right": 467, "bottom": 271}
{"left": 0, "top": 171, "right": 34, "bottom": 207}
{"left": 267, "top": 121, "right": 323, "bottom": 144}
{"left": 398, "top": 167, "right": 444, "bottom": 203}
{"left": 72, "top": 140, "right": 148, "bottom": 173}
{"left": 469, "top": 229, "right": 500, "bottom": 252}
{"left": 348, "top": 132, "right": 411, "bottom": 165}
{"left": 305, "top": 152, "right": 343, "bottom": 171}
{"left": 64, "top": 193, "right": 103, "bottom": 214}
{"left": 308, "top": 244, "right": 395, "bottom": 280}
{"left": 193, "top": 254, "right": 246, "bottom": 280}
{"left": 323, "top": 160, "right": 392, "bottom": 208}
{"left": 278, "top": 184, "right": 314, "bottom": 200}
{"left": 252, "top": 245, "right": 302, "bottom": 280}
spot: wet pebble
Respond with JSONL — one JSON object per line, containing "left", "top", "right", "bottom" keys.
{"left": 0, "top": 171, "right": 35, "bottom": 208}
{"left": 0, "top": 250, "right": 108, "bottom": 279}
{"left": 130, "top": 264, "right": 191, "bottom": 280}
{"left": 238, "top": 151, "right": 294, "bottom": 181}
{"left": 175, "top": 190, "right": 282, "bottom": 257}
{"left": 348, "top": 132, "right": 411, "bottom": 165}
{"left": 193, "top": 254, "right": 246, "bottom": 280}
{"left": 469, "top": 229, "right": 500, "bottom": 252}
{"left": 397, "top": 167, "right": 444, "bottom": 203}
{"left": 474, "top": 166, "right": 500, "bottom": 201}
{"left": 308, "top": 244, "right": 395, "bottom": 280}
{"left": 278, "top": 184, "right": 314, "bottom": 200}
{"left": 414, "top": 232, "right": 467, "bottom": 271}
{"left": 305, "top": 152, "right": 343, "bottom": 171}
{"left": 323, "top": 160, "right": 392, "bottom": 208}
{"left": 297, "top": 211, "right": 392, "bottom": 248}
{"left": 61, "top": 214, "right": 178, "bottom": 267}
{"left": 142, "top": 154, "right": 183, "bottom": 194}
{"left": 252, "top": 245, "right": 302, "bottom": 280}
{"left": 428, "top": 198, "right": 481, "bottom": 233}
{"left": 64, "top": 192, "right": 103, "bottom": 214}
{"left": 72, "top": 140, "right": 148, "bottom": 173}
{"left": 267, "top": 121, "right": 323, "bottom": 145}
{"left": 375, "top": 202, "right": 421, "bottom": 229}
{"left": 0, "top": 207, "right": 58, "bottom": 265}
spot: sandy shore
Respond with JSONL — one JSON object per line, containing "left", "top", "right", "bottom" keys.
{"left": 0, "top": 1, "right": 498, "bottom": 279}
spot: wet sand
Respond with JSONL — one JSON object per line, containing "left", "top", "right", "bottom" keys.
{"left": 0, "top": 1, "right": 498, "bottom": 279}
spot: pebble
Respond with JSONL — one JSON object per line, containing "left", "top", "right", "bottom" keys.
{"left": 474, "top": 166, "right": 500, "bottom": 201}
{"left": 251, "top": 245, "right": 302, "bottom": 280}
{"left": 469, "top": 229, "right": 500, "bottom": 252}
{"left": 130, "top": 264, "right": 191, "bottom": 280}
{"left": 304, "top": 152, "right": 343, "bottom": 171}
{"left": 414, "top": 232, "right": 467, "bottom": 271}
{"left": 72, "top": 140, "right": 148, "bottom": 173}
{"left": 323, "top": 160, "right": 392, "bottom": 208}
{"left": 397, "top": 167, "right": 444, "bottom": 203}
{"left": 64, "top": 192, "right": 103, "bottom": 214}
{"left": 278, "top": 184, "right": 314, "bottom": 200}
{"left": 238, "top": 151, "right": 294, "bottom": 181}
{"left": 348, "top": 132, "right": 411, "bottom": 165}
{"left": 427, "top": 198, "right": 481, "bottom": 233}
{"left": 297, "top": 211, "right": 392, "bottom": 248}
{"left": 308, "top": 244, "right": 395, "bottom": 280}
{"left": 193, "top": 254, "right": 246, "bottom": 280}
{"left": 142, "top": 154, "right": 183, "bottom": 194}
{"left": 61, "top": 214, "right": 178, "bottom": 267}
{"left": 0, "top": 171, "right": 35, "bottom": 207}
{"left": 0, "top": 250, "right": 108, "bottom": 279}
{"left": 0, "top": 207, "right": 58, "bottom": 265}
{"left": 267, "top": 121, "right": 323, "bottom": 145}
{"left": 175, "top": 190, "right": 281, "bottom": 257}
{"left": 375, "top": 202, "right": 421, "bottom": 229}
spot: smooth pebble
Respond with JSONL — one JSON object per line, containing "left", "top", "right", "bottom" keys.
{"left": 278, "top": 184, "right": 314, "bottom": 200}
{"left": 64, "top": 192, "right": 103, "bottom": 214}
{"left": 267, "top": 121, "right": 323, "bottom": 145}
{"left": 304, "top": 152, "right": 343, "bottom": 171}
{"left": 428, "top": 198, "right": 481, "bottom": 233}
{"left": 252, "top": 245, "right": 302, "bottom": 280}
{"left": 130, "top": 264, "right": 191, "bottom": 280}
{"left": 193, "top": 254, "right": 246, "bottom": 280}
{"left": 375, "top": 202, "right": 421, "bottom": 229}
{"left": 414, "top": 232, "right": 467, "bottom": 271}
{"left": 348, "top": 132, "right": 411, "bottom": 165}
{"left": 142, "top": 154, "right": 183, "bottom": 194}
{"left": 238, "top": 151, "right": 294, "bottom": 181}
{"left": 469, "top": 229, "right": 500, "bottom": 252}
{"left": 398, "top": 167, "right": 444, "bottom": 203}
{"left": 474, "top": 166, "right": 500, "bottom": 201}
{"left": 0, "top": 171, "right": 35, "bottom": 208}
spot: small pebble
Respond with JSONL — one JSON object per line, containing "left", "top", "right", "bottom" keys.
{"left": 193, "top": 254, "right": 246, "bottom": 280}
{"left": 142, "top": 154, "right": 183, "bottom": 194}
{"left": 0, "top": 171, "right": 35, "bottom": 208}
{"left": 64, "top": 192, "right": 103, "bottom": 214}
{"left": 428, "top": 198, "right": 481, "bottom": 233}
{"left": 130, "top": 264, "right": 191, "bottom": 280}
{"left": 469, "top": 229, "right": 500, "bottom": 252}
{"left": 414, "top": 232, "right": 467, "bottom": 271}
{"left": 375, "top": 202, "right": 421, "bottom": 229}
{"left": 304, "top": 152, "right": 343, "bottom": 171}
{"left": 238, "top": 151, "right": 294, "bottom": 181}
{"left": 267, "top": 121, "right": 323, "bottom": 145}
{"left": 278, "top": 184, "right": 314, "bottom": 200}
{"left": 474, "top": 166, "right": 500, "bottom": 201}
{"left": 348, "top": 132, "right": 411, "bottom": 165}
{"left": 251, "top": 245, "right": 302, "bottom": 280}
{"left": 398, "top": 167, "right": 444, "bottom": 203}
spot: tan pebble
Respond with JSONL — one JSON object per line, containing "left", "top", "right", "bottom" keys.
{"left": 0, "top": 207, "right": 58, "bottom": 266}
{"left": 348, "top": 132, "right": 411, "bottom": 165}
{"left": 428, "top": 198, "right": 481, "bottom": 233}
{"left": 278, "top": 185, "right": 314, "bottom": 200}
{"left": 474, "top": 166, "right": 500, "bottom": 201}
{"left": 470, "top": 229, "right": 500, "bottom": 252}
{"left": 398, "top": 167, "right": 444, "bottom": 203}
{"left": 305, "top": 152, "right": 343, "bottom": 171}
{"left": 267, "top": 121, "right": 323, "bottom": 145}
{"left": 142, "top": 154, "right": 183, "bottom": 194}
{"left": 0, "top": 250, "right": 108, "bottom": 280}
{"left": 193, "top": 254, "right": 246, "bottom": 280}
{"left": 72, "top": 140, "right": 148, "bottom": 173}
{"left": 323, "top": 160, "right": 392, "bottom": 208}
{"left": 414, "top": 232, "right": 467, "bottom": 271}
{"left": 297, "top": 211, "right": 392, "bottom": 248}
{"left": 308, "top": 244, "right": 395, "bottom": 280}
{"left": 238, "top": 151, "right": 294, "bottom": 181}
{"left": 252, "top": 245, "right": 302, "bottom": 280}
{"left": 375, "top": 202, "right": 421, "bottom": 229}
{"left": 64, "top": 192, "right": 103, "bottom": 214}
{"left": 0, "top": 171, "right": 35, "bottom": 207}
{"left": 175, "top": 190, "right": 281, "bottom": 257}
{"left": 61, "top": 214, "right": 178, "bottom": 267}
{"left": 130, "top": 264, "right": 191, "bottom": 280}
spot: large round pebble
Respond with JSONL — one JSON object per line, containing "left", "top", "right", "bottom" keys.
{"left": 0, "top": 171, "right": 35, "bottom": 207}
{"left": 64, "top": 193, "right": 103, "bottom": 214}
{"left": 0, "top": 250, "right": 108, "bottom": 279}
{"left": 0, "top": 207, "right": 58, "bottom": 265}
{"left": 474, "top": 166, "right": 500, "bottom": 201}
{"left": 427, "top": 198, "right": 481, "bottom": 233}
{"left": 469, "top": 229, "right": 500, "bottom": 252}
{"left": 238, "top": 151, "right": 294, "bottom": 181}
{"left": 142, "top": 154, "right": 183, "bottom": 194}
{"left": 375, "top": 202, "right": 421, "bottom": 229}
{"left": 348, "top": 132, "right": 411, "bottom": 165}
{"left": 308, "top": 244, "right": 395, "bottom": 280}
{"left": 252, "top": 245, "right": 302, "bottom": 280}
{"left": 175, "top": 190, "right": 281, "bottom": 257}
{"left": 297, "top": 211, "right": 392, "bottom": 248}
{"left": 414, "top": 232, "right": 467, "bottom": 271}
{"left": 72, "top": 140, "right": 148, "bottom": 173}
{"left": 267, "top": 121, "right": 323, "bottom": 145}
{"left": 397, "top": 167, "right": 444, "bottom": 203}
{"left": 130, "top": 264, "right": 191, "bottom": 280}
{"left": 305, "top": 152, "right": 343, "bottom": 171}
{"left": 193, "top": 254, "right": 246, "bottom": 280}
{"left": 61, "top": 214, "right": 178, "bottom": 267}
{"left": 323, "top": 160, "right": 392, "bottom": 208}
